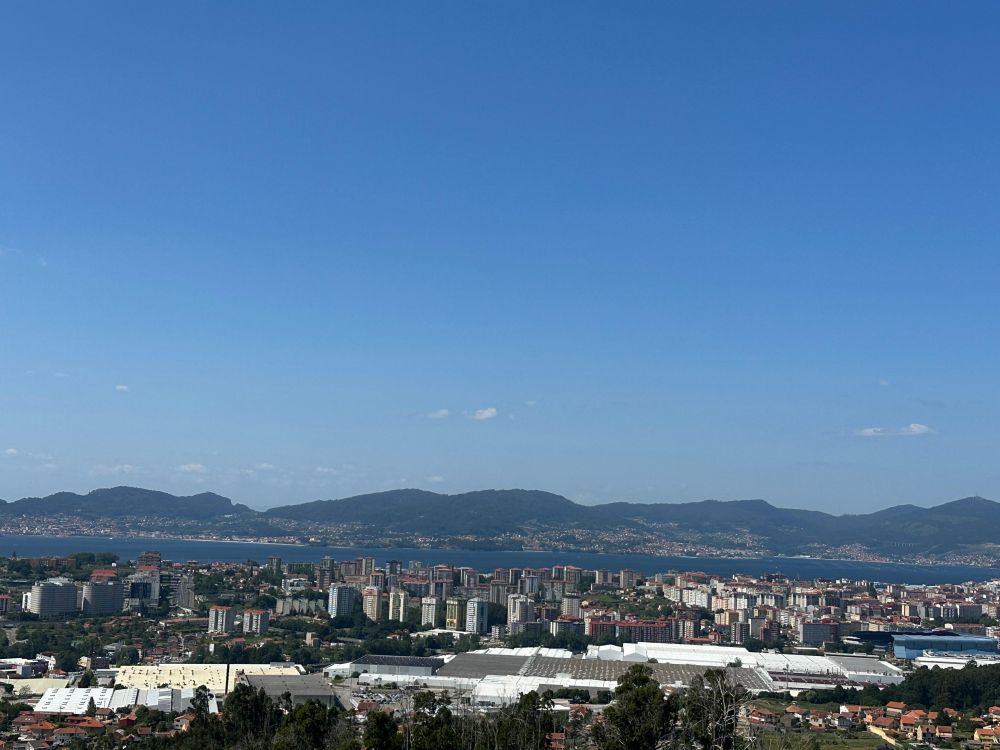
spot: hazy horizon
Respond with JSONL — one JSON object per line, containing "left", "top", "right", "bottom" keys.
{"left": 3, "top": 4, "right": 999, "bottom": 513}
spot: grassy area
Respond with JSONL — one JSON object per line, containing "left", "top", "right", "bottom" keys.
{"left": 751, "top": 699, "right": 843, "bottom": 714}
{"left": 759, "top": 732, "right": 888, "bottom": 750}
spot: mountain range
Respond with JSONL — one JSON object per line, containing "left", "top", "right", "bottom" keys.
{"left": 0, "top": 486, "right": 996, "bottom": 561}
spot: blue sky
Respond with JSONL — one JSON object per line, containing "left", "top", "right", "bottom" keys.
{"left": 2, "top": 3, "right": 999, "bottom": 512}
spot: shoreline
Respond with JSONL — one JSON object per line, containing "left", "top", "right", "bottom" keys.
{"left": 0, "top": 532, "right": 989, "bottom": 570}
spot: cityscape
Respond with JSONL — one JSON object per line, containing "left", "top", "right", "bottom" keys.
{"left": 4, "top": 2, "right": 1000, "bottom": 749}
{"left": 0, "top": 545, "right": 997, "bottom": 747}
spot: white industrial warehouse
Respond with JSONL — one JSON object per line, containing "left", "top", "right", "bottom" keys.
{"left": 324, "top": 643, "right": 903, "bottom": 704}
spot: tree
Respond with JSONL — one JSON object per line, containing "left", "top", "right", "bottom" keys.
{"left": 85, "top": 697, "right": 97, "bottom": 717}
{"left": 222, "top": 684, "right": 281, "bottom": 749}
{"left": 407, "top": 691, "right": 459, "bottom": 750}
{"left": 272, "top": 699, "right": 339, "bottom": 750}
{"left": 190, "top": 685, "right": 213, "bottom": 723}
{"left": 363, "top": 709, "right": 402, "bottom": 750}
{"left": 593, "top": 664, "right": 678, "bottom": 750}
{"left": 678, "top": 669, "right": 752, "bottom": 750}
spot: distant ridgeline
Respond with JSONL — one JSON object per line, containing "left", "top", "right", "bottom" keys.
{"left": 1, "top": 486, "right": 998, "bottom": 562}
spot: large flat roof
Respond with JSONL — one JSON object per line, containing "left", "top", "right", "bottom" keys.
{"left": 436, "top": 653, "right": 530, "bottom": 678}
{"left": 353, "top": 655, "right": 445, "bottom": 668}
{"left": 115, "top": 663, "right": 304, "bottom": 693}
{"left": 243, "top": 673, "right": 337, "bottom": 700}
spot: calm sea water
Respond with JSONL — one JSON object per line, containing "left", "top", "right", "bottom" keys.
{"left": 1, "top": 535, "right": 996, "bottom": 584}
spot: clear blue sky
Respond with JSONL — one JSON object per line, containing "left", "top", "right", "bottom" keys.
{"left": 2, "top": 3, "right": 999, "bottom": 511}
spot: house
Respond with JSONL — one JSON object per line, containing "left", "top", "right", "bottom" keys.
{"left": 52, "top": 726, "right": 86, "bottom": 745}
{"left": 872, "top": 716, "right": 897, "bottom": 731}
{"left": 25, "top": 722, "right": 58, "bottom": 740}
{"left": 748, "top": 708, "right": 777, "bottom": 728}
{"left": 885, "top": 701, "right": 907, "bottom": 716}
{"left": 785, "top": 705, "right": 811, "bottom": 720}
{"left": 173, "top": 713, "right": 194, "bottom": 732}
{"left": 917, "top": 724, "right": 953, "bottom": 741}
{"left": 975, "top": 726, "right": 1000, "bottom": 744}
{"left": 830, "top": 715, "right": 853, "bottom": 731}
{"left": 74, "top": 717, "right": 105, "bottom": 734}
{"left": 808, "top": 710, "right": 832, "bottom": 729}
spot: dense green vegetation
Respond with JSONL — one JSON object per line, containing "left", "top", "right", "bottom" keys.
{"left": 791, "top": 662, "right": 1000, "bottom": 714}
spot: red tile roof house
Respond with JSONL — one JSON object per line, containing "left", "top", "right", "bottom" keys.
{"left": 13, "top": 713, "right": 44, "bottom": 731}
{"left": 975, "top": 726, "right": 1000, "bottom": 743}
{"left": 872, "top": 716, "right": 898, "bottom": 732}
{"left": 916, "top": 724, "right": 953, "bottom": 741}
{"left": 173, "top": 713, "right": 195, "bottom": 732}
{"left": 899, "top": 714, "right": 920, "bottom": 732}
{"left": 885, "top": 701, "right": 907, "bottom": 716}
{"left": 25, "top": 721, "right": 58, "bottom": 738}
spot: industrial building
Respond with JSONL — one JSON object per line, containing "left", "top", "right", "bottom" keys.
{"left": 325, "top": 654, "right": 445, "bottom": 679}
{"left": 850, "top": 630, "right": 999, "bottom": 660}
{"left": 34, "top": 686, "right": 220, "bottom": 715}
{"left": 888, "top": 632, "right": 998, "bottom": 659}
{"left": 324, "top": 642, "right": 903, "bottom": 704}
{"left": 114, "top": 663, "right": 305, "bottom": 694}
{"left": 238, "top": 673, "right": 338, "bottom": 707}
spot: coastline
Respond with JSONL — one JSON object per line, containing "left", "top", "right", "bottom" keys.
{"left": 0, "top": 531, "right": 990, "bottom": 570}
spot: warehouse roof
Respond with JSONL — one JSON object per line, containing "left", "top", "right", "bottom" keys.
{"left": 436, "top": 653, "right": 530, "bottom": 678}
{"left": 242, "top": 673, "right": 338, "bottom": 705}
{"left": 115, "top": 663, "right": 304, "bottom": 692}
{"left": 353, "top": 655, "right": 445, "bottom": 668}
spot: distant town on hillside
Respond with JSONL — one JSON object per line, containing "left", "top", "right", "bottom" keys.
{"left": 1, "top": 486, "right": 1000, "bottom": 566}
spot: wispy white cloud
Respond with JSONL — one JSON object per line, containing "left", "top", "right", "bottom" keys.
{"left": 855, "top": 423, "right": 934, "bottom": 438}
{"left": 878, "top": 378, "right": 890, "bottom": 387}
{"left": 176, "top": 463, "right": 208, "bottom": 474}
{"left": 91, "top": 463, "right": 137, "bottom": 476}
{"left": 426, "top": 409, "right": 451, "bottom": 419}
{"left": 115, "top": 384, "right": 129, "bottom": 392}
{"left": 315, "top": 466, "right": 342, "bottom": 476}
{"left": 470, "top": 407, "right": 498, "bottom": 421}
{"left": 426, "top": 475, "right": 445, "bottom": 483}
{"left": 254, "top": 463, "right": 275, "bottom": 471}
{"left": 524, "top": 400, "right": 538, "bottom": 407}
{"left": 3, "top": 448, "right": 18, "bottom": 457}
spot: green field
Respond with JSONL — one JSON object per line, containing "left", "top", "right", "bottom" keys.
{"left": 759, "top": 731, "right": 890, "bottom": 750}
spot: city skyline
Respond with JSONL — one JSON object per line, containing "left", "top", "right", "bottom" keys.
{"left": 3, "top": 4, "right": 1000, "bottom": 511}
